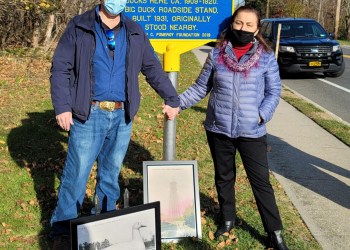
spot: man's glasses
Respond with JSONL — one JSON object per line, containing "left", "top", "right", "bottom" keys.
{"left": 106, "top": 29, "right": 115, "bottom": 50}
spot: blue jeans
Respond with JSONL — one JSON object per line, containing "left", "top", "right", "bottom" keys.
{"left": 50, "top": 103, "right": 132, "bottom": 236}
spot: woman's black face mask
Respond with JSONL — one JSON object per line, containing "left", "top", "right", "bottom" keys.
{"left": 229, "top": 29, "right": 255, "bottom": 46}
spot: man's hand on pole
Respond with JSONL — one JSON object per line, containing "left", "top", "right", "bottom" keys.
{"left": 162, "top": 104, "right": 180, "bottom": 120}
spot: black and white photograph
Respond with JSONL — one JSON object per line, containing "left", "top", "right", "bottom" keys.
{"left": 70, "top": 202, "right": 161, "bottom": 250}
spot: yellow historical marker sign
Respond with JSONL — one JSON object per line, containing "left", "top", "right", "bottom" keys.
{"left": 125, "top": 0, "right": 235, "bottom": 71}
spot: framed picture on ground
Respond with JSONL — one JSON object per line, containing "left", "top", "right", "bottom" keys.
{"left": 143, "top": 160, "right": 202, "bottom": 242}
{"left": 70, "top": 202, "right": 161, "bottom": 250}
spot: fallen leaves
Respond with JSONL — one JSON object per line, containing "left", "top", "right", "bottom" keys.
{"left": 9, "top": 235, "right": 37, "bottom": 244}
{"left": 215, "top": 231, "right": 239, "bottom": 249}
{"left": 1, "top": 222, "right": 12, "bottom": 236}
{"left": 85, "top": 188, "right": 93, "bottom": 197}
{"left": 216, "top": 241, "right": 226, "bottom": 248}
{"left": 208, "top": 230, "right": 215, "bottom": 240}
{"left": 28, "top": 199, "right": 37, "bottom": 206}
{"left": 19, "top": 202, "right": 27, "bottom": 211}
{"left": 206, "top": 222, "right": 240, "bottom": 249}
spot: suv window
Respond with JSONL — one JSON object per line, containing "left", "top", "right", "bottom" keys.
{"left": 263, "top": 22, "right": 272, "bottom": 38}
{"left": 260, "top": 22, "right": 268, "bottom": 34}
{"left": 274, "top": 22, "right": 327, "bottom": 38}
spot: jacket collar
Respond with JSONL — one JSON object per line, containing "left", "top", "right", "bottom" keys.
{"left": 225, "top": 40, "right": 259, "bottom": 58}
{"left": 225, "top": 40, "right": 259, "bottom": 55}
{"left": 73, "top": 7, "right": 96, "bottom": 31}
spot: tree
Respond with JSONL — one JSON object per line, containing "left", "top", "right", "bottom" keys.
{"left": 342, "top": 0, "right": 350, "bottom": 39}
{"left": 335, "top": 0, "right": 342, "bottom": 38}
{"left": 245, "top": 0, "right": 267, "bottom": 17}
{"left": 284, "top": 0, "right": 305, "bottom": 18}
{"left": 317, "top": 0, "right": 323, "bottom": 23}
{"left": 266, "top": 0, "right": 270, "bottom": 18}
{"left": 0, "top": 0, "right": 97, "bottom": 49}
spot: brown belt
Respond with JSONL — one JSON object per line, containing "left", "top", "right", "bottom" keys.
{"left": 92, "top": 101, "right": 124, "bottom": 112}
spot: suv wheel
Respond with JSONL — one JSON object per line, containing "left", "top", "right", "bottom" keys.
{"left": 324, "top": 61, "right": 345, "bottom": 78}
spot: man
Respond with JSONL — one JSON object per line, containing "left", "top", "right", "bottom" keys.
{"left": 50, "top": 0, "right": 179, "bottom": 248}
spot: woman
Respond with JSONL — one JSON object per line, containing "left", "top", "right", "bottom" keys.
{"left": 179, "top": 6, "right": 288, "bottom": 250}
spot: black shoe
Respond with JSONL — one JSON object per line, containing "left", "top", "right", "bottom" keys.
{"left": 52, "top": 235, "right": 71, "bottom": 250}
{"left": 214, "top": 220, "right": 235, "bottom": 239}
{"left": 267, "top": 230, "right": 289, "bottom": 250}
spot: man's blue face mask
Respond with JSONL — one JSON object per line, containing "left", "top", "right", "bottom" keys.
{"left": 104, "top": 0, "right": 126, "bottom": 16}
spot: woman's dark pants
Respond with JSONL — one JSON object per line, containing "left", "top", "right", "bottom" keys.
{"left": 206, "top": 131, "right": 283, "bottom": 233}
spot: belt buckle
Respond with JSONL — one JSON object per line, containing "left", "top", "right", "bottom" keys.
{"left": 99, "top": 101, "right": 115, "bottom": 112}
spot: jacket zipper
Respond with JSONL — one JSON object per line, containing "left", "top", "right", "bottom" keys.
{"left": 125, "top": 29, "right": 130, "bottom": 115}
{"left": 88, "top": 31, "right": 96, "bottom": 118}
{"left": 232, "top": 71, "right": 240, "bottom": 137}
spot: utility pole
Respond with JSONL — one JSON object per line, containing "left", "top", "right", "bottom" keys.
{"left": 335, "top": 0, "right": 341, "bottom": 39}
{"left": 317, "top": 0, "right": 322, "bottom": 23}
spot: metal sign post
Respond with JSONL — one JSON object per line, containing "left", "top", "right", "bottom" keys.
{"left": 125, "top": 1, "right": 235, "bottom": 160}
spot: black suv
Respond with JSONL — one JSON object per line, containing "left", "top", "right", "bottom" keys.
{"left": 260, "top": 18, "right": 345, "bottom": 77}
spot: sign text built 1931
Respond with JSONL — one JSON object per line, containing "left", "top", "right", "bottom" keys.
{"left": 124, "top": 0, "right": 233, "bottom": 39}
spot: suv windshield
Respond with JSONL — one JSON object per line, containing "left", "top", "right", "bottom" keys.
{"left": 275, "top": 22, "right": 328, "bottom": 38}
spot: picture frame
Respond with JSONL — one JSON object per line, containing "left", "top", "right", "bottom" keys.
{"left": 143, "top": 160, "right": 202, "bottom": 242}
{"left": 70, "top": 202, "right": 161, "bottom": 250}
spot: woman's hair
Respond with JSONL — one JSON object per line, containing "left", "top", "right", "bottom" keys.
{"left": 216, "top": 6, "right": 271, "bottom": 52}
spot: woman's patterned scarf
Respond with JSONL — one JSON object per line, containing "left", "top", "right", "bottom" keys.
{"left": 219, "top": 41, "right": 264, "bottom": 73}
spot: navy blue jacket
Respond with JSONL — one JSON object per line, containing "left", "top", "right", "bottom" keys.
{"left": 50, "top": 7, "right": 179, "bottom": 121}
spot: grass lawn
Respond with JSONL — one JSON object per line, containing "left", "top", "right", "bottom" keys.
{"left": 339, "top": 40, "right": 350, "bottom": 46}
{"left": 0, "top": 48, "right": 321, "bottom": 249}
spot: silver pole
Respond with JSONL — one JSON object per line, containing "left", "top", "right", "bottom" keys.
{"left": 163, "top": 72, "right": 178, "bottom": 160}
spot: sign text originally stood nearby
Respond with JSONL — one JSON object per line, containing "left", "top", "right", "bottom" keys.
{"left": 124, "top": 0, "right": 234, "bottom": 40}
